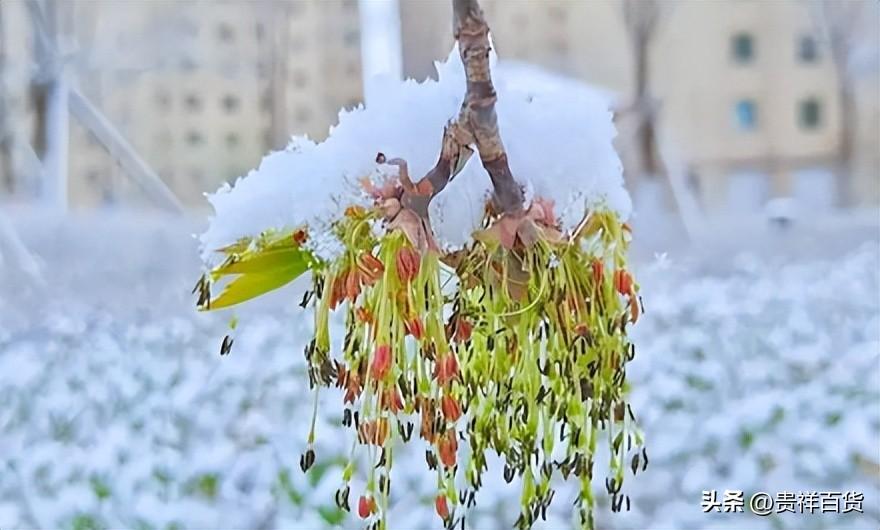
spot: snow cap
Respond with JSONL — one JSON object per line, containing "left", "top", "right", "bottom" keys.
{"left": 200, "top": 44, "right": 629, "bottom": 265}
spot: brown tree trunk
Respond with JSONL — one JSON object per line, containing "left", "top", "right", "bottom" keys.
{"left": 262, "top": 0, "right": 289, "bottom": 150}
{"left": 0, "top": 2, "right": 15, "bottom": 193}
{"left": 835, "top": 78, "right": 855, "bottom": 207}
{"left": 634, "top": 34, "right": 658, "bottom": 178}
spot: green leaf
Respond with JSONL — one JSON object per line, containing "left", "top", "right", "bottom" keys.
{"left": 201, "top": 228, "right": 323, "bottom": 311}
{"left": 209, "top": 260, "right": 308, "bottom": 310}
{"left": 211, "top": 247, "right": 310, "bottom": 278}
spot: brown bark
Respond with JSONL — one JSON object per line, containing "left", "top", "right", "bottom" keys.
{"left": 0, "top": 2, "right": 14, "bottom": 193}
{"left": 263, "top": 0, "right": 290, "bottom": 150}
{"left": 633, "top": 33, "right": 659, "bottom": 177}
{"left": 623, "top": 0, "right": 662, "bottom": 178}
{"left": 403, "top": 0, "right": 524, "bottom": 218}
{"left": 818, "top": 0, "right": 870, "bottom": 207}
{"left": 836, "top": 81, "right": 855, "bottom": 204}
{"left": 826, "top": 15, "right": 857, "bottom": 207}
{"left": 452, "top": 0, "right": 524, "bottom": 214}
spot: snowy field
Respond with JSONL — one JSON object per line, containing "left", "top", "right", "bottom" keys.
{"left": 0, "top": 209, "right": 877, "bottom": 530}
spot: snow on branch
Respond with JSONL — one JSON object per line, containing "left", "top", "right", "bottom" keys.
{"left": 199, "top": 5, "right": 628, "bottom": 264}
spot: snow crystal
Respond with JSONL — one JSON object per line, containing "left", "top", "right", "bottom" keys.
{"left": 200, "top": 44, "right": 627, "bottom": 264}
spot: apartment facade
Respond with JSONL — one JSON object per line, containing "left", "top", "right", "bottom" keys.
{"left": 1, "top": 0, "right": 363, "bottom": 209}
{"left": 400, "top": 0, "right": 880, "bottom": 211}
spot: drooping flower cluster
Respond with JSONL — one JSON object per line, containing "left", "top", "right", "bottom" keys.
{"left": 450, "top": 208, "right": 646, "bottom": 529}
{"left": 196, "top": 176, "right": 646, "bottom": 530}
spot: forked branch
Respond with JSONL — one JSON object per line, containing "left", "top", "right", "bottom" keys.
{"left": 401, "top": 0, "right": 525, "bottom": 220}
{"left": 452, "top": 0, "right": 524, "bottom": 215}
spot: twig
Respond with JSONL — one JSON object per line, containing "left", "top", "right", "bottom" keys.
{"left": 402, "top": 0, "right": 525, "bottom": 220}
{"left": 452, "top": 0, "right": 524, "bottom": 215}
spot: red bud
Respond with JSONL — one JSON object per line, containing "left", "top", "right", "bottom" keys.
{"left": 292, "top": 229, "right": 308, "bottom": 245}
{"left": 441, "top": 395, "right": 461, "bottom": 422}
{"left": 614, "top": 269, "right": 633, "bottom": 295}
{"left": 438, "top": 430, "right": 458, "bottom": 468}
{"left": 358, "top": 495, "right": 376, "bottom": 518}
{"left": 405, "top": 317, "right": 425, "bottom": 340}
{"left": 382, "top": 388, "right": 404, "bottom": 413}
{"left": 370, "top": 344, "right": 392, "bottom": 381}
{"left": 591, "top": 259, "right": 604, "bottom": 286}
{"left": 395, "top": 246, "right": 420, "bottom": 283}
{"left": 435, "top": 495, "right": 450, "bottom": 520}
{"left": 454, "top": 318, "right": 473, "bottom": 343}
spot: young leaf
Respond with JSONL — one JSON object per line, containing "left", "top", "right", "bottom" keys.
{"left": 207, "top": 259, "right": 309, "bottom": 310}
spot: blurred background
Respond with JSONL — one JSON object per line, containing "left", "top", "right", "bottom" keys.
{"left": 0, "top": 1, "right": 878, "bottom": 529}
{"left": 0, "top": 0, "right": 878, "bottom": 216}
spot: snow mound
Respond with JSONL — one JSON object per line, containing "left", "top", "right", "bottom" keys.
{"left": 199, "top": 45, "right": 627, "bottom": 264}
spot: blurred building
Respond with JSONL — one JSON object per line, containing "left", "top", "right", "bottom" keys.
{"left": 2, "top": 0, "right": 877, "bottom": 214}
{"left": 0, "top": 1, "right": 36, "bottom": 198}
{"left": 400, "top": 0, "right": 880, "bottom": 212}
{"left": 0, "top": 0, "right": 363, "bottom": 209}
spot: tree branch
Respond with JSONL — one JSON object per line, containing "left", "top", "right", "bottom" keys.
{"left": 452, "top": 0, "right": 524, "bottom": 214}
{"left": 397, "top": 0, "right": 524, "bottom": 222}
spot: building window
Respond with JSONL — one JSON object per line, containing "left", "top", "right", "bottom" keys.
{"left": 225, "top": 132, "right": 240, "bottom": 148}
{"left": 155, "top": 90, "right": 171, "bottom": 111}
{"left": 798, "top": 98, "right": 822, "bottom": 130}
{"left": 186, "top": 130, "right": 204, "bottom": 146}
{"left": 549, "top": 37, "right": 569, "bottom": 56}
{"left": 262, "top": 128, "right": 275, "bottom": 149}
{"left": 798, "top": 34, "right": 819, "bottom": 63}
{"left": 295, "top": 106, "right": 311, "bottom": 123}
{"left": 218, "top": 23, "right": 235, "bottom": 43}
{"left": 184, "top": 94, "right": 202, "bottom": 112}
{"left": 222, "top": 94, "right": 240, "bottom": 113}
{"left": 260, "top": 93, "right": 272, "bottom": 113}
{"left": 734, "top": 99, "right": 757, "bottom": 131}
{"left": 344, "top": 29, "right": 359, "bottom": 48}
{"left": 732, "top": 32, "right": 754, "bottom": 63}
{"left": 345, "top": 61, "right": 360, "bottom": 78}
{"left": 292, "top": 70, "right": 308, "bottom": 89}
{"left": 548, "top": 5, "right": 566, "bottom": 22}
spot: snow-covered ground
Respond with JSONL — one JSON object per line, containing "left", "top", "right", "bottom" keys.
{"left": 0, "top": 209, "right": 877, "bottom": 530}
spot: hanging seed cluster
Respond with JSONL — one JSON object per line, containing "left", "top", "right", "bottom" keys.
{"left": 201, "top": 202, "right": 646, "bottom": 530}
{"left": 449, "top": 210, "right": 646, "bottom": 529}
{"left": 300, "top": 205, "right": 461, "bottom": 530}
{"left": 303, "top": 205, "right": 646, "bottom": 530}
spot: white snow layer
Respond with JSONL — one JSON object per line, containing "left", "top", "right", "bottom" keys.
{"left": 200, "top": 46, "right": 627, "bottom": 264}
{"left": 2, "top": 214, "right": 878, "bottom": 530}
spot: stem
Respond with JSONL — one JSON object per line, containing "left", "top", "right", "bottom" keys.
{"left": 402, "top": 0, "right": 525, "bottom": 220}
{"left": 452, "top": 0, "right": 525, "bottom": 215}
{"left": 308, "top": 386, "right": 320, "bottom": 444}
